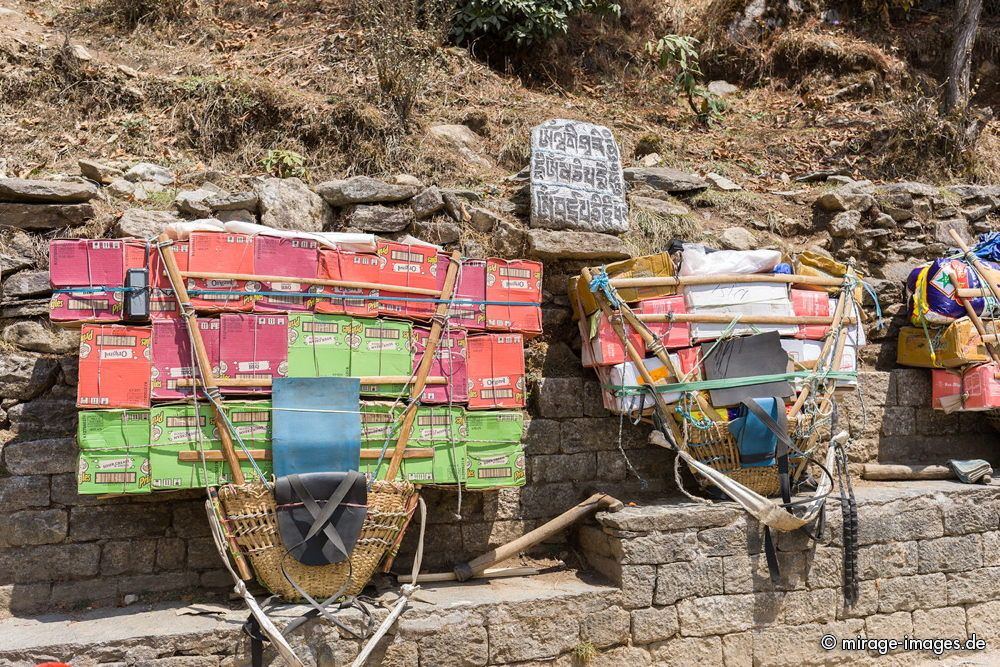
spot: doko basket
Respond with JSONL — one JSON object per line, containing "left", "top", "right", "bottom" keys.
{"left": 217, "top": 479, "right": 416, "bottom": 601}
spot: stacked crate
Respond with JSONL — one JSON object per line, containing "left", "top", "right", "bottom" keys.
{"left": 51, "top": 231, "right": 542, "bottom": 494}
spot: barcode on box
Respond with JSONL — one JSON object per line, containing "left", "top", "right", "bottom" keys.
{"left": 482, "top": 389, "right": 514, "bottom": 399}
{"left": 477, "top": 468, "right": 510, "bottom": 479}
{"left": 95, "top": 472, "right": 136, "bottom": 484}
{"left": 70, "top": 298, "right": 109, "bottom": 310}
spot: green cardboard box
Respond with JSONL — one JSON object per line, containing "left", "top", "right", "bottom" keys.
{"left": 149, "top": 403, "right": 221, "bottom": 490}
{"left": 220, "top": 401, "right": 273, "bottom": 484}
{"left": 406, "top": 406, "right": 466, "bottom": 484}
{"left": 350, "top": 318, "right": 412, "bottom": 398}
{"left": 77, "top": 409, "right": 151, "bottom": 495}
{"left": 286, "top": 313, "right": 352, "bottom": 378}
{"left": 465, "top": 411, "right": 526, "bottom": 489}
{"left": 359, "top": 401, "right": 403, "bottom": 480}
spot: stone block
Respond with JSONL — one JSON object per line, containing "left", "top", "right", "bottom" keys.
{"left": 698, "top": 524, "right": 750, "bottom": 557}
{"left": 0, "top": 543, "right": 100, "bottom": 583}
{"left": 578, "top": 525, "right": 614, "bottom": 560}
{"left": 620, "top": 564, "right": 656, "bottom": 609}
{"left": 488, "top": 615, "right": 579, "bottom": 663}
{"left": 857, "top": 501, "right": 943, "bottom": 545}
{"left": 857, "top": 542, "right": 918, "bottom": 580}
{"left": 944, "top": 500, "right": 1000, "bottom": 536}
{"left": 519, "top": 482, "right": 579, "bottom": 520}
{"left": 187, "top": 537, "right": 222, "bottom": 570}
{"left": 0, "top": 582, "right": 50, "bottom": 618}
{"left": 587, "top": 646, "right": 651, "bottom": 667}
{"left": 117, "top": 571, "right": 198, "bottom": 596}
{"left": 782, "top": 588, "right": 837, "bottom": 625}
{"left": 751, "top": 619, "right": 865, "bottom": 667}
{"left": 418, "top": 623, "right": 488, "bottom": 667}
{"left": 49, "top": 578, "right": 116, "bottom": 608}
{"left": 70, "top": 505, "right": 172, "bottom": 542}
{"left": 100, "top": 539, "right": 156, "bottom": 576}
{"left": 560, "top": 418, "right": 621, "bottom": 454}
{"left": 806, "top": 547, "right": 843, "bottom": 590}
{"left": 983, "top": 532, "right": 1000, "bottom": 566}
{"left": 0, "top": 475, "right": 49, "bottom": 511}
{"left": 650, "top": 636, "right": 723, "bottom": 667}
{"left": 0, "top": 508, "right": 67, "bottom": 547}
{"left": 966, "top": 600, "right": 1000, "bottom": 645}
{"left": 156, "top": 538, "right": 186, "bottom": 571}
{"left": 912, "top": 606, "right": 967, "bottom": 640}
{"left": 864, "top": 611, "right": 913, "bottom": 644}
{"left": 723, "top": 552, "right": 808, "bottom": 593}
{"left": 678, "top": 594, "right": 755, "bottom": 637}
{"left": 529, "top": 453, "right": 596, "bottom": 483}
{"left": 599, "top": 503, "right": 743, "bottom": 533}
{"left": 534, "top": 378, "right": 584, "bottom": 418}
{"left": 594, "top": 450, "right": 627, "bottom": 481}
{"left": 918, "top": 534, "right": 982, "bottom": 574}
{"left": 915, "top": 408, "right": 960, "bottom": 436}
{"left": 630, "top": 605, "right": 679, "bottom": 645}
{"left": 172, "top": 501, "right": 212, "bottom": 537}
{"left": 3, "top": 437, "right": 76, "bottom": 475}
{"left": 580, "top": 606, "right": 630, "bottom": 648}
{"left": 481, "top": 487, "right": 520, "bottom": 521}
{"left": 583, "top": 380, "right": 610, "bottom": 417}
{"left": 837, "top": 579, "right": 879, "bottom": 620}
{"left": 893, "top": 369, "right": 931, "bottom": 406}
{"left": 878, "top": 573, "right": 948, "bottom": 613}
{"left": 880, "top": 406, "right": 915, "bottom": 437}
{"left": 616, "top": 531, "right": 698, "bottom": 566}
{"left": 722, "top": 631, "right": 752, "bottom": 667}
{"left": 523, "top": 418, "right": 560, "bottom": 455}
{"left": 946, "top": 566, "right": 1000, "bottom": 605}
{"left": 654, "top": 558, "right": 724, "bottom": 605}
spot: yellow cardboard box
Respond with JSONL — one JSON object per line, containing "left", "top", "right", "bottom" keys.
{"left": 569, "top": 253, "right": 676, "bottom": 319}
{"left": 896, "top": 318, "right": 989, "bottom": 368}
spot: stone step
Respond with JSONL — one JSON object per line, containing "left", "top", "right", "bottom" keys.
{"left": 0, "top": 572, "right": 620, "bottom": 666}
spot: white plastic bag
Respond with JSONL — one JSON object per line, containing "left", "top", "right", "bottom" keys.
{"left": 679, "top": 244, "right": 781, "bottom": 276}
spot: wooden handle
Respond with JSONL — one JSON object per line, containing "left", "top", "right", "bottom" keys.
{"left": 861, "top": 463, "right": 955, "bottom": 481}
{"left": 176, "top": 448, "right": 434, "bottom": 462}
{"left": 181, "top": 271, "right": 442, "bottom": 297}
{"left": 635, "top": 313, "right": 856, "bottom": 325}
{"left": 608, "top": 274, "right": 844, "bottom": 288}
{"left": 454, "top": 493, "right": 623, "bottom": 581}
{"left": 176, "top": 376, "right": 449, "bottom": 387}
{"left": 384, "top": 251, "right": 463, "bottom": 480}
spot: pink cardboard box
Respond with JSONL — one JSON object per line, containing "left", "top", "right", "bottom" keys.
{"left": 187, "top": 232, "right": 255, "bottom": 312}
{"left": 148, "top": 241, "right": 189, "bottom": 320}
{"left": 932, "top": 364, "right": 1000, "bottom": 411}
{"left": 218, "top": 313, "right": 288, "bottom": 394}
{"left": 253, "top": 236, "right": 318, "bottom": 313}
{"left": 636, "top": 296, "right": 690, "bottom": 349}
{"left": 315, "top": 250, "right": 381, "bottom": 317}
{"left": 413, "top": 327, "right": 468, "bottom": 404}
{"left": 791, "top": 289, "right": 832, "bottom": 341}
{"left": 377, "top": 241, "right": 440, "bottom": 320}
{"left": 586, "top": 312, "right": 646, "bottom": 366}
{"left": 150, "top": 318, "right": 222, "bottom": 399}
{"left": 447, "top": 259, "right": 487, "bottom": 330}
{"left": 49, "top": 240, "right": 146, "bottom": 323}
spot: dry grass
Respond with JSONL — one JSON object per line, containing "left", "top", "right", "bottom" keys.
{"left": 621, "top": 207, "right": 699, "bottom": 257}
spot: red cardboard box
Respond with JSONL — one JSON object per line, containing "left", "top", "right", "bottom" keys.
{"left": 636, "top": 296, "right": 691, "bottom": 350}
{"left": 485, "top": 259, "right": 543, "bottom": 336}
{"left": 675, "top": 347, "right": 703, "bottom": 380}
{"left": 253, "top": 236, "right": 318, "bottom": 313}
{"left": 376, "top": 241, "right": 440, "bottom": 320}
{"left": 791, "top": 289, "right": 832, "bottom": 341}
{"left": 447, "top": 259, "right": 488, "bottom": 330}
{"left": 932, "top": 364, "right": 1000, "bottom": 411}
{"left": 150, "top": 318, "right": 222, "bottom": 399}
{"left": 315, "top": 250, "right": 380, "bottom": 317}
{"left": 77, "top": 324, "right": 152, "bottom": 408}
{"left": 585, "top": 312, "right": 645, "bottom": 366}
{"left": 49, "top": 239, "right": 147, "bottom": 323}
{"left": 187, "top": 232, "right": 255, "bottom": 312}
{"left": 148, "top": 241, "right": 189, "bottom": 319}
{"left": 467, "top": 333, "right": 526, "bottom": 409}
{"left": 412, "top": 327, "right": 468, "bottom": 404}
{"left": 218, "top": 313, "right": 288, "bottom": 394}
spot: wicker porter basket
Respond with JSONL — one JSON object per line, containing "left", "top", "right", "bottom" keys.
{"left": 218, "top": 479, "right": 417, "bottom": 601}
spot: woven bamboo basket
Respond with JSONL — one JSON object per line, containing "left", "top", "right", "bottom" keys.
{"left": 683, "top": 413, "right": 822, "bottom": 498}
{"left": 217, "top": 479, "right": 416, "bottom": 601}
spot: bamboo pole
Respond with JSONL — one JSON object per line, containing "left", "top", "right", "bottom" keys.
{"left": 635, "top": 313, "right": 857, "bottom": 326}
{"left": 156, "top": 234, "right": 253, "bottom": 581}
{"left": 950, "top": 229, "right": 1000, "bottom": 305}
{"left": 581, "top": 267, "right": 686, "bottom": 446}
{"left": 956, "top": 294, "right": 1000, "bottom": 364}
{"left": 177, "top": 448, "right": 435, "bottom": 462}
{"left": 861, "top": 463, "right": 957, "bottom": 481}
{"left": 609, "top": 274, "right": 844, "bottom": 288}
{"left": 384, "top": 252, "right": 463, "bottom": 480}
{"left": 176, "top": 376, "right": 448, "bottom": 388}
{"left": 181, "top": 271, "right": 442, "bottom": 297}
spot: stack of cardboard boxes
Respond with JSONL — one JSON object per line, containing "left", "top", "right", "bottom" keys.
{"left": 52, "top": 231, "right": 541, "bottom": 494}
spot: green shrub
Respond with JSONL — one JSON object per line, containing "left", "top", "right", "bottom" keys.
{"left": 453, "top": 0, "right": 620, "bottom": 46}
{"left": 646, "top": 35, "right": 727, "bottom": 126}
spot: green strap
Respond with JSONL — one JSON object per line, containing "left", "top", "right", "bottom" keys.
{"left": 602, "top": 370, "right": 858, "bottom": 396}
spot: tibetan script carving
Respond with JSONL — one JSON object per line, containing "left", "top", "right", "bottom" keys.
{"left": 529, "top": 119, "right": 628, "bottom": 233}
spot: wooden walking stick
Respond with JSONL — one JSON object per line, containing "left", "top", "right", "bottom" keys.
{"left": 384, "top": 252, "right": 463, "bottom": 480}
{"left": 156, "top": 234, "right": 253, "bottom": 581}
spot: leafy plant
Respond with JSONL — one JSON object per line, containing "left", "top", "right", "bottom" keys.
{"left": 453, "top": 0, "right": 620, "bottom": 46}
{"left": 645, "top": 35, "right": 727, "bottom": 126}
{"left": 261, "top": 149, "right": 306, "bottom": 179}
